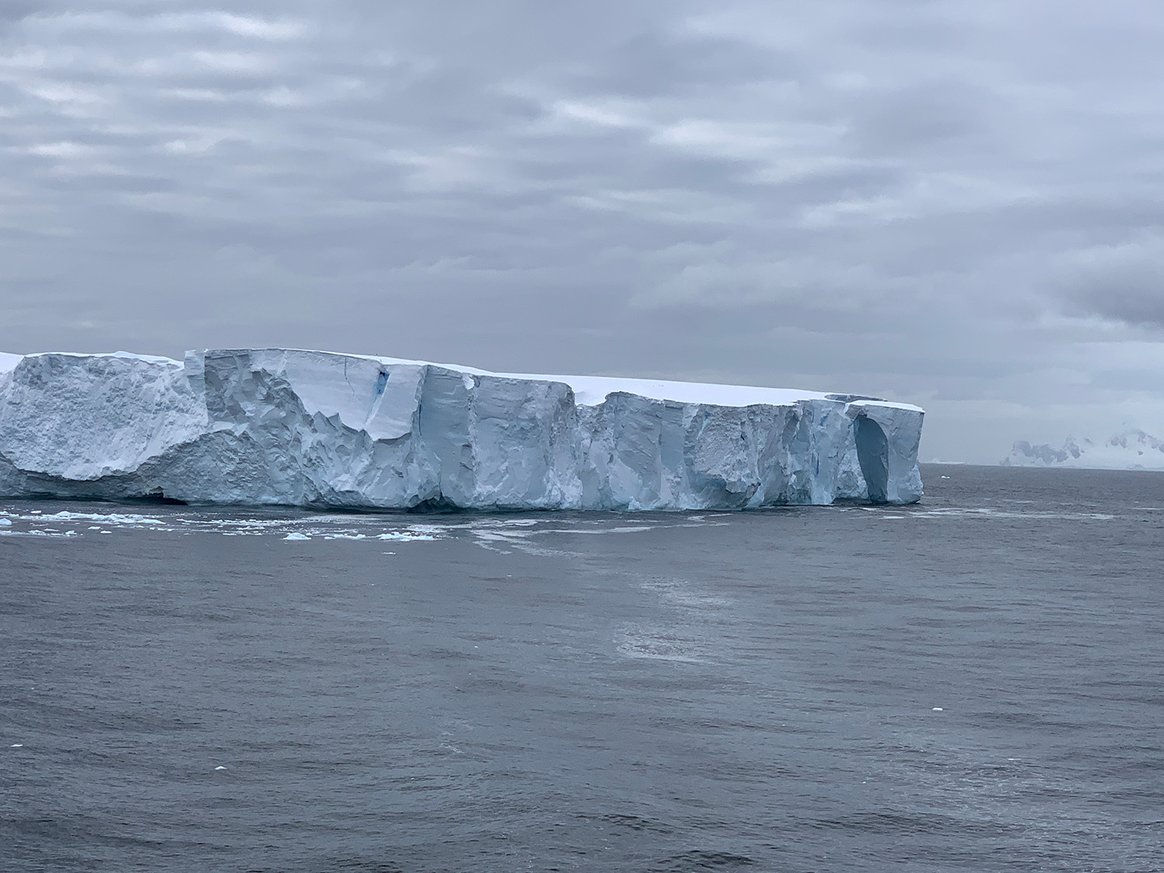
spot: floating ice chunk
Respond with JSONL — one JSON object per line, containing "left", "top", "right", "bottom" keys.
{"left": 283, "top": 532, "right": 310, "bottom": 541}
{"left": 932, "top": 707, "right": 944, "bottom": 712}
{"left": 43, "top": 511, "right": 163, "bottom": 525}
{"left": 0, "top": 518, "right": 10, "bottom": 526}
{"left": 1, "top": 529, "right": 77, "bottom": 538}
{"left": 10, "top": 743, "right": 23, "bottom": 748}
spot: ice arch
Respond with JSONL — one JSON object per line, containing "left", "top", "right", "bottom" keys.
{"left": 854, "top": 414, "right": 890, "bottom": 504}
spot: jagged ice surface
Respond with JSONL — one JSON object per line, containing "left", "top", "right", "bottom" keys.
{"left": 0, "top": 349, "right": 924, "bottom": 509}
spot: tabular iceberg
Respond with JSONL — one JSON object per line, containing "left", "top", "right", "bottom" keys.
{"left": 0, "top": 349, "right": 924, "bottom": 509}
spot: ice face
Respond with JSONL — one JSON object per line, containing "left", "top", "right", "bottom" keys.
{"left": 0, "top": 348, "right": 925, "bottom": 508}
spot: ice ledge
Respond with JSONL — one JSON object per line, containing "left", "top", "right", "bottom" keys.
{"left": 0, "top": 348, "right": 925, "bottom": 509}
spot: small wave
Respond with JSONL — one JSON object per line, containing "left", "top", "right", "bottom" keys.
{"left": 467, "top": 517, "right": 542, "bottom": 529}
{"left": 641, "top": 579, "right": 732, "bottom": 609}
{"left": 616, "top": 624, "right": 704, "bottom": 663}
{"left": 809, "top": 810, "right": 965, "bottom": 835}
{"left": 583, "top": 811, "right": 675, "bottom": 835}
{"left": 651, "top": 849, "right": 757, "bottom": 870}
{"left": 910, "top": 507, "right": 1116, "bottom": 521}
{"left": 553, "top": 524, "right": 657, "bottom": 535}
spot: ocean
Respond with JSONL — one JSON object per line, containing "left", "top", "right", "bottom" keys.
{"left": 1, "top": 465, "right": 1161, "bottom": 872}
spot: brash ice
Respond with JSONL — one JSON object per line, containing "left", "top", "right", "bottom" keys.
{"left": 0, "top": 349, "right": 924, "bottom": 508}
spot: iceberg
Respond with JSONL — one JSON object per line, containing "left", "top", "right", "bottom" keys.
{"left": 0, "top": 349, "right": 924, "bottom": 509}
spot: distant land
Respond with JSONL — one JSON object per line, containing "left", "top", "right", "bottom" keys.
{"left": 1002, "top": 430, "right": 1164, "bottom": 471}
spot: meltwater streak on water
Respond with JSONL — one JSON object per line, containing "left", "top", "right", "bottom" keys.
{"left": 1, "top": 465, "right": 1163, "bottom": 872}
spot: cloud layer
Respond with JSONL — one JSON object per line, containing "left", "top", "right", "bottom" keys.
{"left": 3, "top": 0, "right": 1163, "bottom": 460}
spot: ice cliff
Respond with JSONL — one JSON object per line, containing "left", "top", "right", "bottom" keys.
{"left": 0, "top": 349, "right": 925, "bottom": 509}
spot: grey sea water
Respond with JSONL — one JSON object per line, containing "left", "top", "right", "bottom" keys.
{"left": 1, "top": 465, "right": 1162, "bottom": 872}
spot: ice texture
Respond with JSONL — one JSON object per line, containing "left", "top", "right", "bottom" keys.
{"left": 0, "top": 349, "right": 924, "bottom": 508}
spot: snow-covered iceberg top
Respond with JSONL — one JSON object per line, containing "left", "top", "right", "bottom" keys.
{"left": 0, "top": 348, "right": 924, "bottom": 509}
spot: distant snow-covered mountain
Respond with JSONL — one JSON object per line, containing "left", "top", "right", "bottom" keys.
{"left": 1002, "top": 430, "right": 1164, "bottom": 470}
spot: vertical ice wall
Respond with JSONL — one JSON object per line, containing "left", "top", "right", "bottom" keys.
{"left": 0, "top": 349, "right": 924, "bottom": 508}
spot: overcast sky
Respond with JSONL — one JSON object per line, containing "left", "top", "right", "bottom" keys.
{"left": 2, "top": 1, "right": 1163, "bottom": 461}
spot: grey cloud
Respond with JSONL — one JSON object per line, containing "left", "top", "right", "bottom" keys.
{"left": 1056, "top": 238, "right": 1164, "bottom": 328}
{"left": 366, "top": 68, "right": 545, "bottom": 135}
{"left": 574, "top": 29, "right": 790, "bottom": 98}
{"left": 2, "top": 0, "right": 1164, "bottom": 462}
{"left": 847, "top": 79, "right": 998, "bottom": 155}
{"left": 0, "top": 3, "right": 39, "bottom": 23}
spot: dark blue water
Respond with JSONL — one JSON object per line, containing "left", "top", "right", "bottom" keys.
{"left": 2, "top": 466, "right": 1162, "bottom": 872}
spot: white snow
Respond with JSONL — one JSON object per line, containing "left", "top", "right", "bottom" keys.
{"left": 486, "top": 371, "right": 829, "bottom": 408}
{"left": 0, "top": 348, "right": 925, "bottom": 508}
{"left": 1003, "top": 430, "right": 1164, "bottom": 471}
{"left": 846, "top": 398, "right": 926, "bottom": 415}
{"left": 227, "top": 347, "right": 923, "bottom": 410}
{"left": 25, "top": 350, "right": 179, "bottom": 366}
